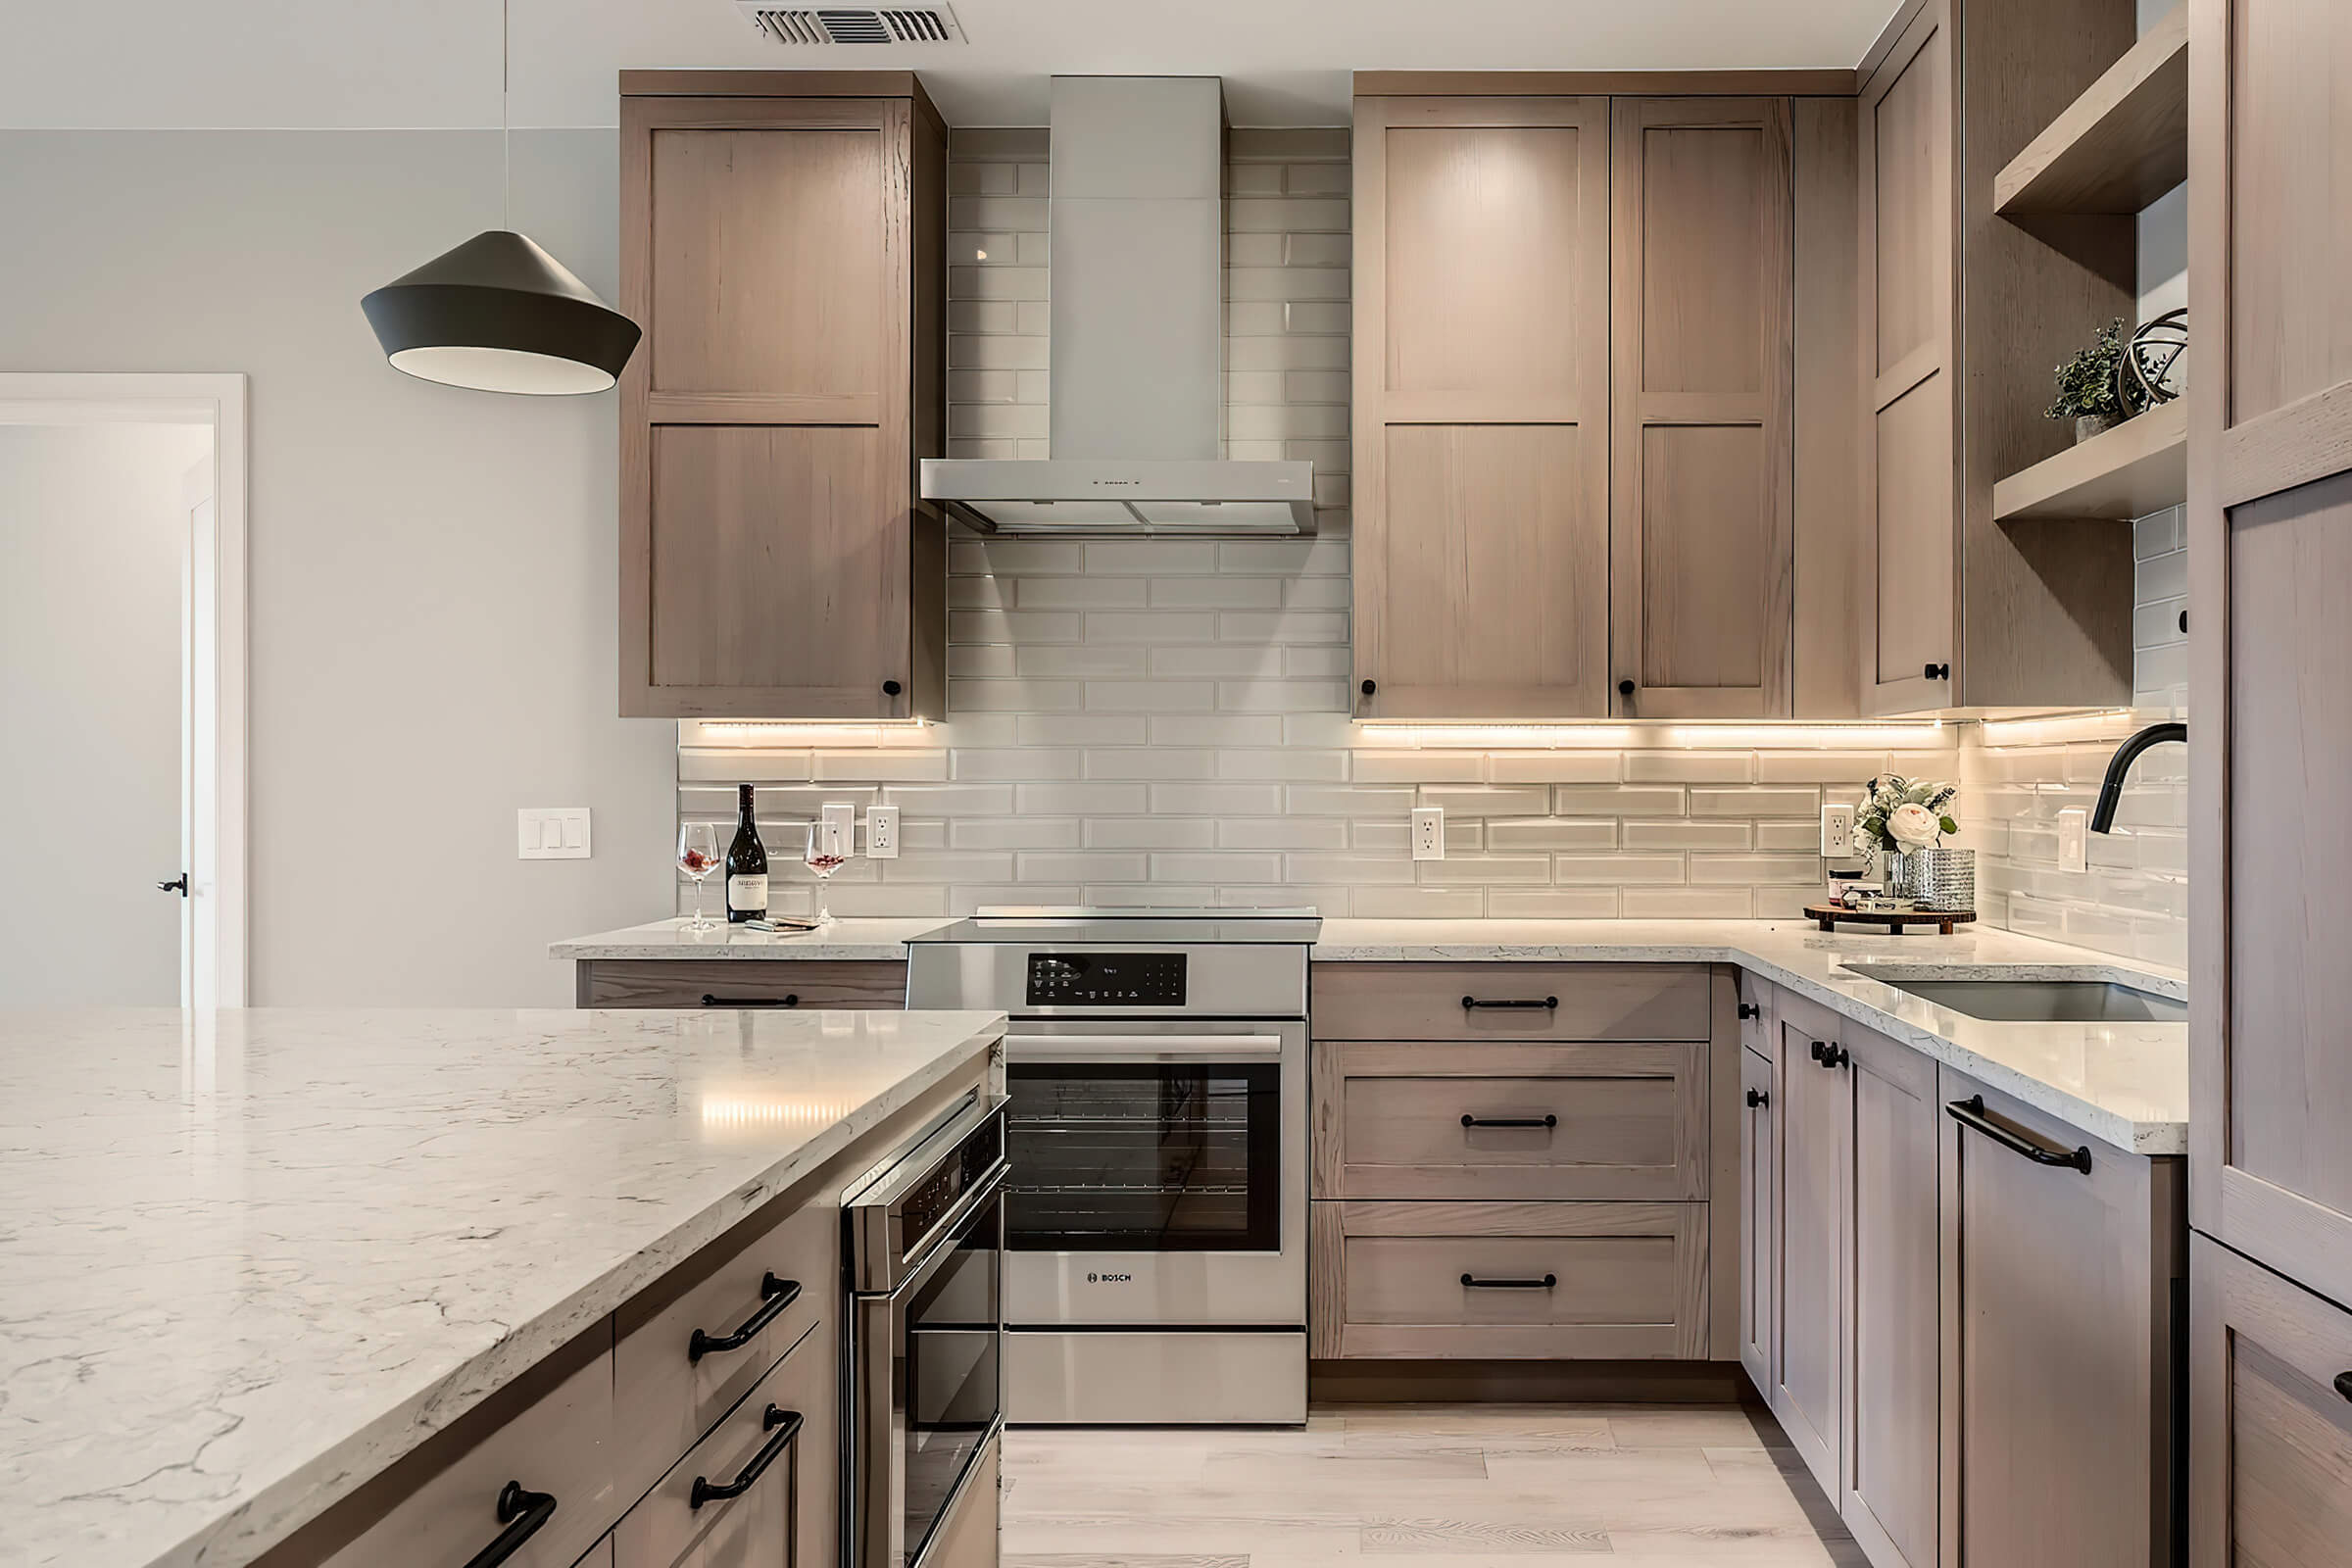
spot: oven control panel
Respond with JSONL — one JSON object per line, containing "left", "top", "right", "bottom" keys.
{"left": 1025, "top": 952, "right": 1187, "bottom": 1006}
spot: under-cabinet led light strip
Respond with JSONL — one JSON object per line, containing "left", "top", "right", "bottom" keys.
{"left": 1351, "top": 720, "right": 1953, "bottom": 751}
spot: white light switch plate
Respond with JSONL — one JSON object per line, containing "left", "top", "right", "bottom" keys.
{"left": 1821, "top": 802, "right": 1857, "bottom": 858}
{"left": 1411, "top": 807, "right": 1446, "bottom": 860}
{"left": 2057, "top": 808, "right": 2089, "bottom": 873}
{"left": 864, "top": 806, "right": 901, "bottom": 858}
{"left": 819, "top": 802, "right": 858, "bottom": 859}
{"left": 517, "top": 808, "right": 591, "bottom": 860}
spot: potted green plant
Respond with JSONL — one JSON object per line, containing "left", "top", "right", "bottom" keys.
{"left": 2046, "top": 318, "right": 2131, "bottom": 443}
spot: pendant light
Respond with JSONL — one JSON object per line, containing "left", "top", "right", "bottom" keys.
{"left": 361, "top": 0, "right": 640, "bottom": 394}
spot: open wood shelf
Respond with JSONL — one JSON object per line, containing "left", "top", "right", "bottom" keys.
{"left": 1992, "top": 400, "right": 2188, "bottom": 521}
{"left": 1994, "top": 3, "right": 2188, "bottom": 216}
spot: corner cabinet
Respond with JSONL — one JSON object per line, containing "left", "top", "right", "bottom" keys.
{"left": 618, "top": 73, "right": 946, "bottom": 720}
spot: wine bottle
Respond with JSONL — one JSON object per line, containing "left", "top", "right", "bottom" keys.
{"left": 725, "top": 784, "right": 768, "bottom": 923}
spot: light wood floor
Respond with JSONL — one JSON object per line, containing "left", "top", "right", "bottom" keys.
{"left": 1003, "top": 1403, "right": 1862, "bottom": 1566}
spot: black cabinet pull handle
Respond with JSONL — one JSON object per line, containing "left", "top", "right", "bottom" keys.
{"left": 1945, "top": 1096, "right": 2092, "bottom": 1174}
{"left": 1461, "top": 1113, "right": 1558, "bottom": 1129}
{"left": 1745, "top": 1088, "right": 1769, "bottom": 1108}
{"left": 157, "top": 873, "right": 189, "bottom": 896}
{"left": 1738, "top": 1002, "right": 1760, "bottom": 1020}
{"left": 689, "top": 1272, "right": 801, "bottom": 1363}
{"left": 2334, "top": 1371, "right": 2352, "bottom": 1403}
{"left": 1462, "top": 995, "right": 1559, "bottom": 1010}
{"left": 1461, "top": 1273, "right": 1558, "bottom": 1289}
{"left": 1924, "top": 662, "right": 1950, "bottom": 680}
{"left": 1617, "top": 678, "right": 1637, "bottom": 698}
{"left": 461, "top": 1481, "right": 556, "bottom": 1568}
{"left": 690, "top": 1404, "right": 804, "bottom": 1509}
{"left": 1808, "top": 1040, "right": 1847, "bottom": 1068}
{"left": 882, "top": 679, "right": 903, "bottom": 697}
{"left": 701, "top": 993, "right": 800, "bottom": 1009}
{"left": 1360, "top": 678, "right": 1377, "bottom": 697}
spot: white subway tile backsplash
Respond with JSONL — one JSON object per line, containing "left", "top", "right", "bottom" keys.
{"left": 1017, "top": 782, "right": 1149, "bottom": 815}
{"left": 1085, "top": 818, "right": 1219, "bottom": 850}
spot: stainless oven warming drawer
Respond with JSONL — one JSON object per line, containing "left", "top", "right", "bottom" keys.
{"left": 1007, "top": 1329, "right": 1307, "bottom": 1425}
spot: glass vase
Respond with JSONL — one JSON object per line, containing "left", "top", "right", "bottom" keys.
{"left": 1879, "top": 848, "right": 1923, "bottom": 906}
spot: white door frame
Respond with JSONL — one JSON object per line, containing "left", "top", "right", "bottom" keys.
{"left": 0, "top": 373, "right": 249, "bottom": 1006}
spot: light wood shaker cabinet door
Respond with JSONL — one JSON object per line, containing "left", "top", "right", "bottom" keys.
{"left": 1857, "top": 6, "right": 1957, "bottom": 716}
{"left": 1739, "top": 1043, "right": 1777, "bottom": 1395}
{"left": 1841, "top": 1025, "right": 1937, "bottom": 1568}
{"left": 1608, "top": 98, "right": 1793, "bottom": 718}
{"left": 1770, "top": 995, "right": 1844, "bottom": 1500}
{"left": 2190, "top": 0, "right": 2352, "bottom": 1306}
{"left": 1940, "top": 1069, "right": 2184, "bottom": 1568}
{"left": 2190, "top": 1233, "right": 2352, "bottom": 1568}
{"left": 620, "top": 85, "right": 946, "bottom": 720}
{"left": 1352, "top": 95, "right": 1611, "bottom": 718}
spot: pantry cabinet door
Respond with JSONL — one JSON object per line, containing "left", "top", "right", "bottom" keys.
{"left": 1351, "top": 94, "right": 1612, "bottom": 718}
{"left": 1857, "top": 2, "right": 1958, "bottom": 716}
{"left": 1608, "top": 97, "right": 1794, "bottom": 718}
{"left": 2190, "top": 0, "right": 2352, "bottom": 1303}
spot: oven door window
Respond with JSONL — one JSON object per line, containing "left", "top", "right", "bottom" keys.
{"left": 1005, "top": 1060, "right": 1282, "bottom": 1251}
{"left": 902, "top": 1189, "right": 1001, "bottom": 1566}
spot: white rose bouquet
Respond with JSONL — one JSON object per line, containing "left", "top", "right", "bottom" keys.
{"left": 1855, "top": 775, "right": 1958, "bottom": 855}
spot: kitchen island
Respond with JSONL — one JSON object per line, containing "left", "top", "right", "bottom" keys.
{"left": 0, "top": 1005, "right": 1006, "bottom": 1568}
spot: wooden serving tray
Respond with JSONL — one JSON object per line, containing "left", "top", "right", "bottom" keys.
{"left": 1804, "top": 904, "right": 1979, "bottom": 936}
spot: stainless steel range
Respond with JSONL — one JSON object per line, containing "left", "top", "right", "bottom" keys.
{"left": 906, "top": 907, "right": 1317, "bottom": 1426}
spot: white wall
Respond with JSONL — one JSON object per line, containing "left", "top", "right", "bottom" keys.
{"left": 0, "top": 422, "right": 211, "bottom": 1003}
{"left": 0, "top": 130, "right": 676, "bottom": 1005}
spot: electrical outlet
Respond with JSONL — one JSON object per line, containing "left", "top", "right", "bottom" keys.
{"left": 2057, "top": 808, "right": 2089, "bottom": 873}
{"left": 1411, "top": 807, "right": 1446, "bottom": 861}
{"left": 516, "top": 808, "right": 590, "bottom": 860}
{"left": 819, "top": 802, "right": 858, "bottom": 859}
{"left": 864, "top": 806, "right": 901, "bottom": 858}
{"left": 1821, "top": 802, "right": 1857, "bottom": 858}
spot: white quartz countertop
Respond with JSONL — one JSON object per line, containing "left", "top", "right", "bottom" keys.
{"left": 0, "top": 1006, "right": 1006, "bottom": 1568}
{"left": 1313, "top": 918, "right": 2188, "bottom": 1155}
{"left": 551, "top": 916, "right": 950, "bottom": 962}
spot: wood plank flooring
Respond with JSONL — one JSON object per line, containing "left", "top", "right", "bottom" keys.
{"left": 1004, "top": 1403, "right": 1862, "bottom": 1566}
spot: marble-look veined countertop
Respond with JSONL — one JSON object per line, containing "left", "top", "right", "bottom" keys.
{"left": 0, "top": 1006, "right": 1005, "bottom": 1568}
{"left": 550, "top": 916, "right": 951, "bottom": 962}
{"left": 1312, "top": 918, "right": 2188, "bottom": 1155}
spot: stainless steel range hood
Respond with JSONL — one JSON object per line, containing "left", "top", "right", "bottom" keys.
{"left": 920, "top": 76, "right": 1316, "bottom": 537}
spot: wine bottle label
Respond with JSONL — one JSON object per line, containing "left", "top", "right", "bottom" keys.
{"left": 727, "top": 874, "right": 768, "bottom": 912}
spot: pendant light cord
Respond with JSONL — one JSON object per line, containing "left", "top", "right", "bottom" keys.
{"left": 500, "top": 0, "right": 512, "bottom": 230}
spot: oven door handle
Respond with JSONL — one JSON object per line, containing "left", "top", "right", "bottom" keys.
{"left": 1006, "top": 1033, "right": 1284, "bottom": 1063}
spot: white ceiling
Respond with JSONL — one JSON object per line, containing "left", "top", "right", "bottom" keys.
{"left": 4, "top": 0, "right": 1901, "bottom": 131}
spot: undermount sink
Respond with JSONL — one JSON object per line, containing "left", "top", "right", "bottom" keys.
{"left": 1864, "top": 976, "right": 2188, "bottom": 1023}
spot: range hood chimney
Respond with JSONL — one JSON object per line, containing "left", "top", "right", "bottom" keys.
{"left": 920, "top": 76, "right": 1317, "bottom": 536}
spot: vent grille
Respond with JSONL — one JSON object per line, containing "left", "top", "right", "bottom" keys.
{"left": 738, "top": 5, "right": 965, "bottom": 44}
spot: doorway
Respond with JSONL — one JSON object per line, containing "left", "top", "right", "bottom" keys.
{"left": 0, "top": 374, "right": 247, "bottom": 1006}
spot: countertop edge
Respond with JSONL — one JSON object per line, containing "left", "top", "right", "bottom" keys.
{"left": 170, "top": 1012, "right": 1004, "bottom": 1568}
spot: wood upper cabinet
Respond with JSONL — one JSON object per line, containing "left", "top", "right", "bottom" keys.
{"left": 2190, "top": 0, "right": 2352, "bottom": 1310}
{"left": 1351, "top": 95, "right": 1613, "bottom": 718}
{"left": 1609, "top": 98, "right": 1794, "bottom": 717}
{"left": 619, "top": 75, "right": 946, "bottom": 719}
{"left": 2190, "top": 1233, "right": 2352, "bottom": 1568}
{"left": 1941, "top": 1068, "right": 2183, "bottom": 1568}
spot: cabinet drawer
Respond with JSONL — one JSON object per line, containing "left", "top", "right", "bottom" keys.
{"left": 323, "top": 1332, "right": 614, "bottom": 1568}
{"left": 614, "top": 1316, "right": 837, "bottom": 1568}
{"left": 1313, "top": 1040, "right": 1707, "bottom": 1200}
{"left": 614, "top": 1198, "right": 835, "bottom": 1504}
{"left": 1310, "top": 1200, "right": 1709, "bottom": 1359}
{"left": 1313, "top": 964, "right": 1710, "bottom": 1042}
{"left": 579, "top": 959, "right": 906, "bottom": 1009}
{"left": 2192, "top": 1234, "right": 2352, "bottom": 1568}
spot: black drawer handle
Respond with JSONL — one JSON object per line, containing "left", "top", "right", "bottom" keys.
{"left": 1462, "top": 996, "right": 1559, "bottom": 1010}
{"left": 701, "top": 993, "right": 800, "bottom": 1008}
{"left": 1945, "top": 1096, "right": 2092, "bottom": 1174}
{"left": 1461, "top": 1113, "right": 1558, "bottom": 1129}
{"left": 2335, "top": 1371, "right": 2352, "bottom": 1403}
{"left": 1461, "top": 1273, "right": 1558, "bottom": 1289}
{"left": 1924, "top": 662, "right": 1950, "bottom": 680}
{"left": 690, "top": 1404, "right": 804, "bottom": 1510}
{"left": 461, "top": 1481, "right": 556, "bottom": 1568}
{"left": 1738, "top": 1002, "right": 1760, "bottom": 1020}
{"left": 689, "top": 1272, "right": 801, "bottom": 1363}
{"left": 1745, "top": 1088, "right": 1769, "bottom": 1108}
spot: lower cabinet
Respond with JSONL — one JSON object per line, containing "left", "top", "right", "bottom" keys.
{"left": 574, "top": 959, "right": 906, "bottom": 1009}
{"left": 1738, "top": 1045, "right": 1776, "bottom": 1392}
{"left": 1844, "top": 1027, "right": 1938, "bottom": 1568}
{"left": 2190, "top": 1233, "right": 2352, "bottom": 1568}
{"left": 1942, "top": 1068, "right": 2183, "bottom": 1568}
{"left": 1770, "top": 992, "right": 1845, "bottom": 1488}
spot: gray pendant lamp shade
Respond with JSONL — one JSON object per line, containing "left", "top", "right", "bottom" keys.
{"left": 361, "top": 228, "right": 641, "bottom": 395}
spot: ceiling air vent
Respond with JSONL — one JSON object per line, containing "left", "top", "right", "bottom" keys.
{"left": 736, "top": 5, "right": 966, "bottom": 45}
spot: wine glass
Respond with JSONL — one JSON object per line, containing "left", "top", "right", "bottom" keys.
{"left": 677, "top": 821, "right": 723, "bottom": 931}
{"left": 802, "top": 821, "right": 849, "bottom": 925}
